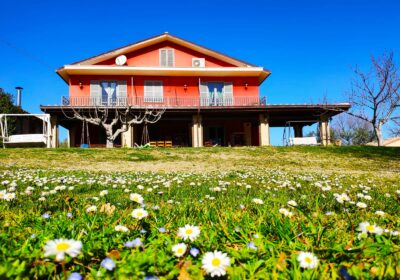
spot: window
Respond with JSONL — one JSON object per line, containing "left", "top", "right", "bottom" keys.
{"left": 144, "top": 81, "right": 163, "bottom": 102}
{"left": 159, "top": 48, "right": 174, "bottom": 67}
{"left": 90, "top": 80, "right": 127, "bottom": 106}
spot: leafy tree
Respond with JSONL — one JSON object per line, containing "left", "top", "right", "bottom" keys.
{"left": 331, "top": 114, "right": 375, "bottom": 145}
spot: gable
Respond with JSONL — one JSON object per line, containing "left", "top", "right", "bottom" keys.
{"left": 95, "top": 41, "right": 237, "bottom": 68}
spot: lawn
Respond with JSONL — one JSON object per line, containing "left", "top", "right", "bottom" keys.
{"left": 0, "top": 146, "right": 399, "bottom": 279}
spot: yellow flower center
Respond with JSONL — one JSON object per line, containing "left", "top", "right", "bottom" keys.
{"left": 137, "top": 212, "right": 143, "bottom": 217}
{"left": 212, "top": 258, "right": 221, "bottom": 266}
{"left": 56, "top": 243, "right": 70, "bottom": 251}
{"left": 177, "top": 248, "right": 184, "bottom": 254}
{"left": 186, "top": 229, "right": 193, "bottom": 235}
{"left": 366, "top": 225, "right": 375, "bottom": 232}
{"left": 304, "top": 257, "right": 312, "bottom": 264}
{"left": 133, "top": 197, "right": 139, "bottom": 202}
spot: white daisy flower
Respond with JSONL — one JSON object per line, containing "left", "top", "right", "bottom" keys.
{"left": 86, "top": 205, "right": 97, "bottom": 213}
{"left": 356, "top": 202, "right": 367, "bottom": 209}
{"left": 114, "top": 225, "right": 129, "bottom": 232}
{"left": 131, "top": 208, "right": 148, "bottom": 220}
{"left": 279, "top": 208, "right": 293, "bottom": 217}
{"left": 43, "top": 238, "right": 82, "bottom": 261}
{"left": 202, "top": 250, "right": 231, "bottom": 277}
{"left": 99, "top": 190, "right": 108, "bottom": 197}
{"left": 297, "top": 251, "right": 319, "bottom": 269}
{"left": 171, "top": 243, "right": 187, "bottom": 257}
{"left": 375, "top": 210, "right": 385, "bottom": 216}
{"left": 177, "top": 225, "right": 201, "bottom": 241}
{"left": 287, "top": 200, "right": 298, "bottom": 207}
{"left": 130, "top": 193, "right": 144, "bottom": 204}
{"left": 358, "top": 222, "right": 383, "bottom": 235}
{"left": 252, "top": 198, "right": 264, "bottom": 205}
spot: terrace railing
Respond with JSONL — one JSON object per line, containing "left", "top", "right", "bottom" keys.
{"left": 61, "top": 96, "right": 267, "bottom": 108}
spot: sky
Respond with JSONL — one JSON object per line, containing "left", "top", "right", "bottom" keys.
{"left": 1, "top": 0, "right": 399, "bottom": 145}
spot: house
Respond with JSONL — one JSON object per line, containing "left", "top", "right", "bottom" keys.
{"left": 367, "top": 137, "right": 400, "bottom": 147}
{"left": 41, "top": 33, "right": 350, "bottom": 148}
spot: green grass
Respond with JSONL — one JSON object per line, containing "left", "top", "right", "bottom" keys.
{"left": 0, "top": 147, "right": 399, "bottom": 279}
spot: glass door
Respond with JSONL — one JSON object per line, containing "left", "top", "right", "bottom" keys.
{"left": 207, "top": 82, "right": 224, "bottom": 106}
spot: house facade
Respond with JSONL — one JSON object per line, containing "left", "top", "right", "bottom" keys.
{"left": 41, "top": 33, "right": 350, "bottom": 147}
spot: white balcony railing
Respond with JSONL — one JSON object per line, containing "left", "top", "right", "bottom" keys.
{"left": 61, "top": 96, "right": 267, "bottom": 108}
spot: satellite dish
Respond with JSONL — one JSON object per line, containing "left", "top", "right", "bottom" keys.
{"left": 115, "top": 55, "right": 127, "bottom": 66}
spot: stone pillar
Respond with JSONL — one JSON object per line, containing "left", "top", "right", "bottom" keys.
{"left": 50, "top": 116, "right": 59, "bottom": 148}
{"left": 68, "top": 126, "right": 76, "bottom": 148}
{"left": 244, "top": 122, "right": 252, "bottom": 146}
{"left": 122, "top": 124, "right": 134, "bottom": 148}
{"left": 259, "top": 113, "right": 270, "bottom": 146}
{"left": 319, "top": 117, "right": 330, "bottom": 146}
{"left": 191, "top": 115, "right": 203, "bottom": 147}
{"left": 293, "top": 125, "right": 303, "bottom": 138}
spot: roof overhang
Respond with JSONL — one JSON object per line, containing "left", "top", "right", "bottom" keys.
{"left": 57, "top": 65, "right": 270, "bottom": 85}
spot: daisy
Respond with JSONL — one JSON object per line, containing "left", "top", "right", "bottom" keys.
{"left": 4, "top": 192, "right": 16, "bottom": 201}
{"left": 172, "top": 243, "right": 187, "bottom": 257}
{"left": 202, "top": 250, "right": 231, "bottom": 277}
{"left": 177, "top": 225, "right": 201, "bottom": 241}
{"left": 43, "top": 238, "right": 82, "bottom": 261}
{"left": 287, "top": 200, "right": 298, "bottom": 207}
{"left": 86, "top": 205, "right": 97, "bottom": 213}
{"left": 131, "top": 208, "right": 148, "bottom": 220}
{"left": 99, "top": 190, "right": 108, "bottom": 197}
{"left": 375, "top": 210, "right": 385, "bottom": 216}
{"left": 356, "top": 202, "right": 367, "bottom": 209}
{"left": 252, "top": 198, "right": 264, "bottom": 205}
{"left": 279, "top": 208, "right": 293, "bottom": 217}
{"left": 130, "top": 193, "right": 144, "bottom": 204}
{"left": 358, "top": 222, "right": 383, "bottom": 235}
{"left": 114, "top": 225, "right": 129, "bottom": 232}
{"left": 297, "top": 251, "right": 319, "bottom": 269}
{"left": 335, "top": 193, "right": 350, "bottom": 204}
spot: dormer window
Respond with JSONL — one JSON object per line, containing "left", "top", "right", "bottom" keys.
{"left": 159, "top": 48, "right": 174, "bottom": 67}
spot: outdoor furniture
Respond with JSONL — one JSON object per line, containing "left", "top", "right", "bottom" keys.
{"left": 289, "top": 137, "right": 318, "bottom": 146}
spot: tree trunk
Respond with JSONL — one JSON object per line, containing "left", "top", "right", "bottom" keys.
{"left": 374, "top": 123, "right": 383, "bottom": 146}
{"left": 106, "top": 138, "right": 114, "bottom": 148}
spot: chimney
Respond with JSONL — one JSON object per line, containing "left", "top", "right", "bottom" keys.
{"left": 15, "top": 86, "right": 23, "bottom": 107}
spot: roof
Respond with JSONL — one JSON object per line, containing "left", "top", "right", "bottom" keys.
{"left": 56, "top": 33, "right": 271, "bottom": 84}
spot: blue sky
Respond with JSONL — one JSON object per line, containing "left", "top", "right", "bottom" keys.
{"left": 1, "top": 0, "right": 399, "bottom": 145}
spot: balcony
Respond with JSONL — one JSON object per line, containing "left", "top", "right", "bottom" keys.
{"left": 61, "top": 96, "right": 267, "bottom": 108}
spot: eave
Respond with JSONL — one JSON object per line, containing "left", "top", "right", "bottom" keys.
{"left": 57, "top": 65, "right": 271, "bottom": 85}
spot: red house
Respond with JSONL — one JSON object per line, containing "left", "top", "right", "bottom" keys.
{"left": 41, "top": 33, "right": 350, "bottom": 148}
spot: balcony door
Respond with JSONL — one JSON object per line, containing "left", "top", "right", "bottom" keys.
{"left": 199, "top": 81, "right": 233, "bottom": 106}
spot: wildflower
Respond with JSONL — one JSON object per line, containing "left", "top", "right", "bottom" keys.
{"left": 297, "top": 251, "right": 319, "bottom": 269}
{"left": 115, "top": 225, "right": 129, "bottom": 232}
{"left": 247, "top": 242, "right": 257, "bottom": 250}
{"left": 101, "top": 257, "right": 116, "bottom": 271}
{"left": 66, "top": 212, "right": 73, "bottom": 217}
{"left": 358, "top": 222, "right": 383, "bottom": 235}
{"left": 202, "top": 250, "right": 231, "bottom": 277}
{"left": 190, "top": 247, "right": 200, "bottom": 257}
{"left": 287, "top": 200, "right": 298, "bottom": 207}
{"left": 172, "top": 243, "right": 187, "bottom": 257}
{"left": 252, "top": 198, "right": 264, "bottom": 205}
{"left": 177, "top": 225, "right": 201, "bottom": 241}
{"left": 356, "top": 202, "right": 367, "bottom": 209}
{"left": 375, "top": 210, "right": 385, "bottom": 216}
{"left": 158, "top": 227, "right": 167, "bottom": 233}
{"left": 279, "top": 208, "right": 293, "bottom": 217}
{"left": 131, "top": 208, "right": 148, "bottom": 220}
{"left": 38, "top": 197, "right": 46, "bottom": 201}
{"left": 42, "top": 213, "right": 51, "bottom": 219}
{"left": 124, "top": 238, "right": 143, "bottom": 248}
{"left": 99, "top": 190, "right": 108, "bottom": 197}
{"left": 86, "top": 205, "right": 97, "bottom": 213}
{"left": 4, "top": 192, "right": 16, "bottom": 201}
{"left": 67, "top": 272, "right": 82, "bottom": 280}
{"left": 335, "top": 193, "right": 351, "bottom": 204}
{"left": 100, "top": 203, "right": 115, "bottom": 215}
{"left": 130, "top": 193, "right": 144, "bottom": 204}
{"left": 43, "top": 238, "right": 82, "bottom": 261}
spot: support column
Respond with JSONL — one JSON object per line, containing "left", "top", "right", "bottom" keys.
{"left": 191, "top": 115, "right": 203, "bottom": 147}
{"left": 259, "top": 113, "right": 270, "bottom": 146}
{"left": 50, "top": 116, "right": 59, "bottom": 148}
{"left": 319, "top": 117, "right": 330, "bottom": 146}
{"left": 293, "top": 125, "right": 304, "bottom": 138}
{"left": 122, "top": 124, "right": 134, "bottom": 148}
{"left": 68, "top": 126, "right": 76, "bottom": 148}
{"left": 244, "top": 122, "right": 252, "bottom": 146}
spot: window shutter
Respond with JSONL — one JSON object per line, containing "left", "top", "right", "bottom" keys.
{"left": 144, "top": 81, "right": 163, "bottom": 102}
{"left": 153, "top": 81, "right": 163, "bottom": 102}
{"left": 117, "top": 81, "right": 127, "bottom": 105}
{"left": 167, "top": 49, "right": 174, "bottom": 67}
{"left": 90, "top": 81, "right": 101, "bottom": 105}
{"left": 160, "top": 49, "right": 167, "bottom": 66}
{"left": 223, "top": 82, "right": 233, "bottom": 105}
{"left": 199, "top": 81, "right": 208, "bottom": 106}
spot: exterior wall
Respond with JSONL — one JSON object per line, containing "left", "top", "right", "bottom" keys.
{"left": 69, "top": 75, "right": 260, "bottom": 99}
{"left": 96, "top": 41, "right": 235, "bottom": 67}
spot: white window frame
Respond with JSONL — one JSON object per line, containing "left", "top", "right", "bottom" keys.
{"left": 159, "top": 48, "right": 175, "bottom": 67}
{"left": 144, "top": 80, "right": 163, "bottom": 102}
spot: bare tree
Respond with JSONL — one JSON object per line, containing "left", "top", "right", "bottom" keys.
{"left": 63, "top": 106, "right": 165, "bottom": 148}
{"left": 331, "top": 114, "right": 374, "bottom": 145}
{"left": 347, "top": 51, "right": 400, "bottom": 146}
